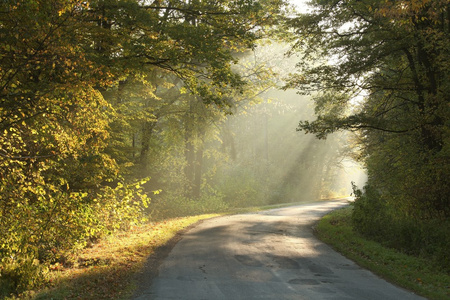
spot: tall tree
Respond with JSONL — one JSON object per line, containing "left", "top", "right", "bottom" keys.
{"left": 286, "top": 0, "right": 449, "bottom": 264}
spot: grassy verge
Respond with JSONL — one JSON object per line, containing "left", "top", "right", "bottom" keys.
{"left": 7, "top": 198, "right": 341, "bottom": 299}
{"left": 315, "top": 206, "right": 450, "bottom": 300}
{"left": 10, "top": 214, "right": 219, "bottom": 300}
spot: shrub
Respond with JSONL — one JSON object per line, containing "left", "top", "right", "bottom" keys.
{"left": 149, "top": 190, "right": 228, "bottom": 220}
{"left": 215, "top": 169, "right": 268, "bottom": 208}
{"left": 351, "top": 183, "right": 450, "bottom": 272}
{"left": 351, "top": 183, "right": 389, "bottom": 239}
{"left": 0, "top": 179, "right": 149, "bottom": 296}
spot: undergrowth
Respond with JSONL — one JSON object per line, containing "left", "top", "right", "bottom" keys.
{"left": 1, "top": 215, "right": 219, "bottom": 300}
{"left": 315, "top": 206, "right": 450, "bottom": 300}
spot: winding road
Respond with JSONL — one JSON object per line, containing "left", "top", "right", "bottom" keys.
{"left": 133, "top": 199, "right": 425, "bottom": 300}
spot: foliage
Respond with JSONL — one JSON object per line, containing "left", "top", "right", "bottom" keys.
{"left": 287, "top": 0, "right": 450, "bottom": 265}
{"left": 113, "top": 42, "right": 294, "bottom": 210}
{"left": 215, "top": 167, "right": 267, "bottom": 208}
{"left": 0, "top": 0, "right": 289, "bottom": 295}
{"left": 149, "top": 190, "right": 228, "bottom": 220}
{"left": 31, "top": 214, "right": 219, "bottom": 300}
{"left": 352, "top": 183, "right": 450, "bottom": 271}
{"left": 212, "top": 84, "right": 353, "bottom": 207}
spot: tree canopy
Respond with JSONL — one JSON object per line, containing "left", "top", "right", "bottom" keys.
{"left": 287, "top": 0, "right": 449, "bottom": 142}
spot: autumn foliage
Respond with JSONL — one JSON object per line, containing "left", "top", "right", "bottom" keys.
{"left": 0, "top": 0, "right": 288, "bottom": 295}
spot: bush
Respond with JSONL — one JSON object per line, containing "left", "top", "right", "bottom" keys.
{"left": 149, "top": 190, "right": 228, "bottom": 220}
{"left": 351, "top": 183, "right": 450, "bottom": 272}
{"left": 351, "top": 183, "right": 389, "bottom": 239}
{"left": 0, "top": 179, "right": 149, "bottom": 296}
{"left": 215, "top": 169, "right": 268, "bottom": 208}
{"left": 0, "top": 255, "right": 46, "bottom": 297}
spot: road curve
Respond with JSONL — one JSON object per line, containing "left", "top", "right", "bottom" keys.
{"left": 133, "top": 199, "right": 425, "bottom": 300}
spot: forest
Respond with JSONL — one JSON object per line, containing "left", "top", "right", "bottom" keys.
{"left": 0, "top": 0, "right": 448, "bottom": 296}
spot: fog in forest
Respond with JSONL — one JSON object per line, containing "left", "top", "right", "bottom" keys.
{"left": 3, "top": 1, "right": 447, "bottom": 296}
{"left": 146, "top": 44, "right": 367, "bottom": 218}
{"left": 209, "top": 88, "right": 367, "bottom": 205}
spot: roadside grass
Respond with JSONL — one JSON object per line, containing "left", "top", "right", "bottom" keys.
{"left": 5, "top": 198, "right": 341, "bottom": 299}
{"left": 8, "top": 214, "right": 219, "bottom": 300}
{"left": 315, "top": 206, "right": 450, "bottom": 300}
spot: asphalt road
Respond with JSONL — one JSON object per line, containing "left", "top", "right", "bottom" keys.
{"left": 134, "top": 199, "right": 425, "bottom": 300}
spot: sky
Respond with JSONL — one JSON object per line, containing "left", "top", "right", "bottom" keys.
{"left": 289, "top": 0, "right": 310, "bottom": 13}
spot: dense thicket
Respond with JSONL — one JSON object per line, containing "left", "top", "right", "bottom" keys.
{"left": 0, "top": 0, "right": 289, "bottom": 294}
{"left": 287, "top": 0, "right": 449, "bottom": 269}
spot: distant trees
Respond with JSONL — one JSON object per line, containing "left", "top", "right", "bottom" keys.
{"left": 140, "top": 43, "right": 289, "bottom": 218}
{"left": 287, "top": 0, "right": 449, "bottom": 269}
{"left": 215, "top": 89, "right": 349, "bottom": 207}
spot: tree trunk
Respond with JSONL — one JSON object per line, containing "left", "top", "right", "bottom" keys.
{"left": 140, "top": 121, "right": 156, "bottom": 173}
{"left": 184, "top": 100, "right": 195, "bottom": 198}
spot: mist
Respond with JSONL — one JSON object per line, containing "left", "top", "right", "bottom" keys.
{"left": 209, "top": 88, "right": 367, "bottom": 206}
{"left": 143, "top": 42, "right": 367, "bottom": 218}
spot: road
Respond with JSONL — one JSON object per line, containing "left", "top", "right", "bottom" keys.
{"left": 133, "top": 199, "right": 425, "bottom": 300}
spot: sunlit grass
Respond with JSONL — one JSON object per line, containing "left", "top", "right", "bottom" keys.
{"left": 13, "top": 214, "right": 220, "bottom": 300}
{"left": 315, "top": 206, "right": 450, "bottom": 300}
{"left": 7, "top": 199, "right": 350, "bottom": 300}
{"left": 10, "top": 199, "right": 330, "bottom": 299}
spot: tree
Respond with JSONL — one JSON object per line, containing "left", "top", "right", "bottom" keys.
{"left": 0, "top": 0, "right": 289, "bottom": 294}
{"left": 286, "top": 0, "right": 449, "bottom": 266}
{"left": 93, "top": 0, "right": 291, "bottom": 182}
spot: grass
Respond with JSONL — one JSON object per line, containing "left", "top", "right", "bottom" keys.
{"left": 3, "top": 198, "right": 334, "bottom": 300}
{"left": 7, "top": 214, "right": 219, "bottom": 300}
{"left": 6, "top": 198, "right": 333, "bottom": 299}
{"left": 3, "top": 197, "right": 351, "bottom": 300}
{"left": 315, "top": 206, "right": 450, "bottom": 300}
